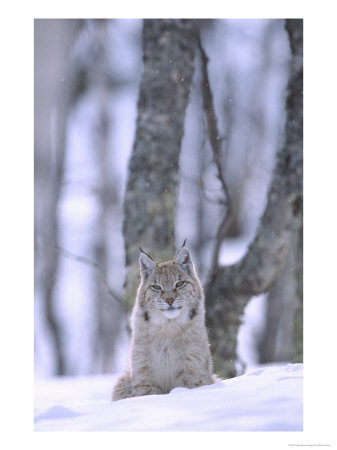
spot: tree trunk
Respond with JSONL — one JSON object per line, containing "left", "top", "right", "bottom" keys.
{"left": 205, "top": 19, "right": 303, "bottom": 378}
{"left": 258, "top": 224, "right": 302, "bottom": 363}
{"left": 123, "top": 19, "right": 199, "bottom": 310}
{"left": 35, "top": 19, "right": 79, "bottom": 375}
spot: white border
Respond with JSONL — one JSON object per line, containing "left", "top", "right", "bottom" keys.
{"left": 1, "top": 1, "right": 337, "bottom": 449}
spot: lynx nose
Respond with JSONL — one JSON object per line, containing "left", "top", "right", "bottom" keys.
{"left": 165, "top": 298, "right": 174, "bottom": 306}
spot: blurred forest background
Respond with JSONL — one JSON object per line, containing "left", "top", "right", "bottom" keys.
{"left": 34, "top": 18, "right": 302, "bottom": 378}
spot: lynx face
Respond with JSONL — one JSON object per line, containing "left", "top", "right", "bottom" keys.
{"left": 145, "top": 266, "right": 192, "bottom": 319}
{"left": 138, "top": 246, "right": 203, "bottom": 323}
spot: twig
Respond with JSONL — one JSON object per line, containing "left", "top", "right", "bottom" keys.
{"left": 179, "top": 122, "right": 227, "bottom": 206}
{"left": 179, "top": 170, "right": 227, "bottom": 206}
{"left": 37, "top": 230, "right": 125, "bottom": 310}
{"left": 55, "top": 245, "right": 125, "bottom": 310}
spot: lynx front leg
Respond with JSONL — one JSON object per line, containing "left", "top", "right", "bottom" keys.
{"left": 130, "top": 345, "right": 164, "bottom": 397}
{"left": 175, "top": 357, "right": 214, "bottom": 390}
{"left": 131, "top": 368, "right": 164, "bottom": 397}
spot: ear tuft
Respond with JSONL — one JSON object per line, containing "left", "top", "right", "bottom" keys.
{"left": 175, "top": 238, "right": 187, "bottom": 258}
{"left": 139, "top": 250, "right": 156, "bottom": 281}
{"left": 175, "top": 247, "right": 193, "bottom": 275}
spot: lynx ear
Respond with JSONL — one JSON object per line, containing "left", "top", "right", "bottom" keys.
{"left": 175, "top": 246, "right": 193, "bottom": 275}
{"left": 139, "top": 248, "right": 156, "bottom": 281}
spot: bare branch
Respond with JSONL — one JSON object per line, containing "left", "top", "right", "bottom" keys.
{"left": 198, "top": 37, "right": 234, "bottom": 268}
{"left": 55, "top": 245, "right": 125, "bottom": 310}
{"left": 37, "top": 229, "right": 125, "bottom": 311}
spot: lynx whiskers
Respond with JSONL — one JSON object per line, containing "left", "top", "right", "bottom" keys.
{"left": 112, "top": 243, "right": 217, "bottom": 401}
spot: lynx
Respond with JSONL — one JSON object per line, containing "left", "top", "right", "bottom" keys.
{"left": 112, "top": 243, "right": 216, "bottom": 401}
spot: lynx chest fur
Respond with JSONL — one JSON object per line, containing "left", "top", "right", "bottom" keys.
{"left": 112, "top": 245, "right": 216, "bottom": 401}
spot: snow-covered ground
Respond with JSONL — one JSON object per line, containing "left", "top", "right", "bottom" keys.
{"left": 34, "top": 363, "right": 302, "bottom": 431}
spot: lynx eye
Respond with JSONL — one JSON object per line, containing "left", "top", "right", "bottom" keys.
{"left": 150, "top": 284, "right": 162, "bottom": 291}
{"left": 175, "top": 280, "right": 186, "bottom": 289}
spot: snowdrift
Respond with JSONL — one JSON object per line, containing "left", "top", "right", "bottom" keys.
{"left": 34, "top": 363, "right": 302, "bottom": 431}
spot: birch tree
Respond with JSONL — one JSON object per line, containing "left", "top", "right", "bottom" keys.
{"left": 123, "top": 19, "right": 199, "bottom": 310}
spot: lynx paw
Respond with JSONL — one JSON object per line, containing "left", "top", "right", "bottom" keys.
{"left": 132, "top": 383, "right": 163, "bottom": 397}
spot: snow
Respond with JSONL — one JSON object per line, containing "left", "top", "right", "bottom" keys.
{"left": 34, "top": 363, "right": 302, "bottom": 431}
